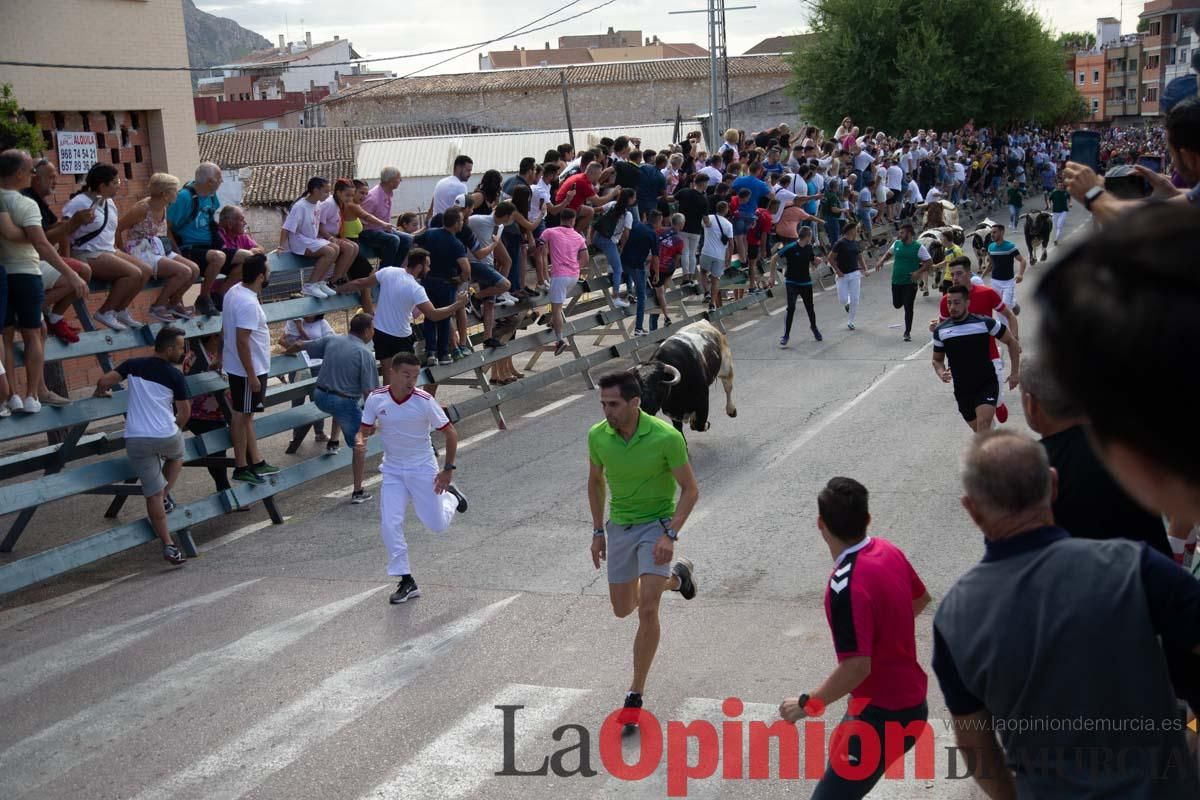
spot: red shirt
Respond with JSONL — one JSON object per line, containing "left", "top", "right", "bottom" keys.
{"left": 747, "top": 208, "right": 772, "bottom": 246}
{"left": 656, "top": 230, "right": 685, "bottom": 272}
{"left": 556, "top": 173, "right": 595, "bottom": 210}
{"left": 939, "top": 283, "right": 1006, "bottom": 359}
{"left": 824, "top": 537, "right": 928, "bottom": 710}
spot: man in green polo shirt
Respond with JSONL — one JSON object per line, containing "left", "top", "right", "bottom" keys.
{"left": 875, "top": 222, "right": 933, "bottom": 341}
{"left": 588, "top": 370, "right": 700, "bottom": 730}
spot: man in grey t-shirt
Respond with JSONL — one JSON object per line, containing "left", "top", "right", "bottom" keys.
{"left": 287, "top": 312, "right": 381, "bottom": 504}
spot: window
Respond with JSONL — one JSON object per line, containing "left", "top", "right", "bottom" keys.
{"left": 1128, "top": 88, "right": 1137, "bottom": 101}
{"left": 1129, "top": 58, "right": 1137, "bottom": 72}
{"left": 1147, "top": 88, "right": 1159, "bottom": 102}
{"left": 1093, "top": 69, "right": 1100, "bottom": 83}
{"left": 1092, "top": 98, "right": 1100, "bottom": 113}
{"left": 1150, "top": 22, "right": 1162, "bottom": 36}
{"left": 1079, "top": 72, "right": 1086, "bottom": 84}
{"left": 1182, "top": 48, "right": 1190, "bottom": 63}
{"left": 1169, "top": 49, "right": 1177, "bottom": 65}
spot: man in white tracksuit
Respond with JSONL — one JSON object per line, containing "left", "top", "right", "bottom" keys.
{"left": 358, "top": 352, "right": 468, "bottom": 604}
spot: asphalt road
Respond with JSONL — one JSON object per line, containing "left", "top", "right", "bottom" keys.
{"left": 0, "top": 200, "right": 1095, "bottom": 800}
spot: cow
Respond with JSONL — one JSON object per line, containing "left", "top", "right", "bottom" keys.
{"left": 969, "top": 218, "right": 1000, "bottom": 267}
{"left": 1023, "top": 211, "right": 1053, "bottom": 263}
{"left": 628, "top": 320, "right": 736, "bottom": 433}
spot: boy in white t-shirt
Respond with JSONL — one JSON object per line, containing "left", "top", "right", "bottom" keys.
{"left": 358, "top": 353, "right": 468, "bottom": 604}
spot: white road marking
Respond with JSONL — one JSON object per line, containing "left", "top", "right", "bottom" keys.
{"left": 0, "top": 585, "right": 379, "bottom": 798}
{"left": 730, "top": 319, "right": 760, "bottom": 332}
{"left": 523, "top": 393, "right": 585, "bottom": 419}
{"left": 202, "top": 516, "right": 292, "bottom": 552}
{"left": 768, "top": 365, "right": 908, "bottom": 468}
{"left": 0, "top": 574, "right": 139, "bottom": 632}
{"left": 768, "top": 305, "right": 787, "bottom": 315}
{"left": 132, "top": 595, "right": 520, "bottom": 800}
{"left": 362, "top": 681, "right": 589, "bottom": 800}
{"left": 903, "top": 340, "right": 935, "bottom": 361}
{"left": 0, "top": 579, "right": 260, "bottom": 706}
{"left": 458, "top": 428, "right": 501, "bottom": 448}
{"left": 324, "top": 473, "right": 383, "bottom": 499}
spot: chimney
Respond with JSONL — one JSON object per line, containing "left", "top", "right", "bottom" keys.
{"left": 607, "top": 26, "right": 615, "bottom": 35}
{"left": 653, "top": 35, "right": 659, "bottom": 44}
{"left": 278, "top": 34, "right": 285, "bottom": 49}
{"left": 305, "top": 31, "right": 312, "bottom": 48}
{"left": 645, "top": 37, "right": 651, "bottom": 46}
{"left": 545, "top": 42, "right": 550, "bottom": 49}
{"left": 334, "top": 35, "right": 339, "bottom": 41}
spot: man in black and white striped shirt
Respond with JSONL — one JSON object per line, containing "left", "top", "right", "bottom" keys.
{"left": 932, "top": 285, "right": 1021, "bottom": 433}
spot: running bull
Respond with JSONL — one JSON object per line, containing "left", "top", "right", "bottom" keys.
{"left": 628, "top": 320, "right": 736, "bottom": 433}
{"left": 1023, "top": 211, "right": 1053, "bottom": 263}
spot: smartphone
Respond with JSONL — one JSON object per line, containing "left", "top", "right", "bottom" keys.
{"left": 1103, "top": 165, "right": 1151, "bottom": 200}
{"left": 1136, "top": 155, "right": 1163, "bottom": 174}
{"left": 1069, "top": 131, "right": 1102, "bottom": 172}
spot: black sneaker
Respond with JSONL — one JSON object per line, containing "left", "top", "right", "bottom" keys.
{"left": 351, "top": 489, "right": 373, "bottom": 504}
{"left": 446, "top": 483, "right": 468, "bottom": 513}
{"left": 232, "top": 467, "right": 265, "bottom": 485}
{"left": 163, "top": 493, "right": 177, "bottom": 514}
{"left": 903, "top": 332, "right": 912, "bottom": 342}
{"left": 389, "top": 576, "right": 421, "bottom": 604}
{"left": 195, "top": 295, "right": 218, "bottom": 317}
{"left": 163, "top": 544, "right": 187, "bottom": 565}
{"left": 672, "top": 557, "right": 697, "bottom": 600}
{"left": 619, "top": 692, "right": 644, "bottom": 732}
{"left": 285, "top": 439, "right": 302, "bottom": 455}
{"left": 482, "top": 337, "right": 505, "bottom": 349}
{"left": 812, "top": 328, "right": 823, "bottom": 342}
{"left": 326, "top": 440, "right": 341, "bottom": 455}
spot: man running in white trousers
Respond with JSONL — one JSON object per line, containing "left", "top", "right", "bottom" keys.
{"left": 358, "top": 353, "right": 468, "bottom": 604}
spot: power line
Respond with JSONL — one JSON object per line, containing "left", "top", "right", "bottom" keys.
{"left": 198, "top": 0, "right": 617, "bottom": 136}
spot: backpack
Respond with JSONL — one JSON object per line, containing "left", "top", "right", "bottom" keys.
{"left": 172, "top": 182, "right": 221, "bottom": 248}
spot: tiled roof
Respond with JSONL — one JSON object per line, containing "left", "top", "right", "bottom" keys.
{"left": 337, "top": 55, "right": 791, "bottom": 99}
{"left": 198, "top": 122, "right": 510, "bottom": 169}
{"left": 486, "top": 47, "right": 595, "bottom": 69}
{"left": 242, "top": 160, "right": 354, "bottom": 206}
{"left": 743, "top": 34, "right": 817, "bottom": 55}
{"left": 218, "top": 39, "right": 355, "bottom": 68}
{"left": 661, "top": 43, "right": 709, "bottom": 58}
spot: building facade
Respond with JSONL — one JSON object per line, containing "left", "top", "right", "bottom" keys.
{"left": 1140, "top": 0, "right": 1199, "bottom": 114}
{"left": 1104, "top": 36, "right": 1146, "bottom": 122}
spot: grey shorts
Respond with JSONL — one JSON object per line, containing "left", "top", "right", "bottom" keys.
{"left": 606, "top": 518, "right": 673, "bottom": 584}
{"left": 699, "top": 254, "right": 726, "bottom": 279}
{"left": 548, "top": 275, "right": 577, "bottom": 304}
{"left": 126, "top": 432, "right": 185, "bottom": 497}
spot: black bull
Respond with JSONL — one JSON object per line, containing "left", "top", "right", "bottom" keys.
{"left": 1023, "top": 211, "right": 1053, "bottom": 262}
{"left": 628, "top": 320, "right": 737, "bottom": 433}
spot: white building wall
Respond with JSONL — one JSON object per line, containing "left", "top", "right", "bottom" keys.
{"left": 280, "top": 40, "right": 353, "bottom": 94}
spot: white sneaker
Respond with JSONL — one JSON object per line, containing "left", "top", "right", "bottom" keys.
{"left": 149, "top": 306, "right": 176, "bottom": 323}
{"left": 19, "top": 396, "right": 41, "bottom": 414}
{"left": 114, "top": 310, "right": 142, "bottom": 328}
{"left": 94, "top": 310, "right": 127, "bottom": 331}
{"left": 5, "top": 395, "right": 23, "bottom": 414}
{"left": 301, "top": 283, "right": 326, "bottom": 299}
{"left": 495, "top": 292, "right": 519, "bottom": 307}
{"left": 320, "top": 282, "right": 339, "bottom": 298}
{"left": 612, "top": 296, "right": 630, "bottom": 309}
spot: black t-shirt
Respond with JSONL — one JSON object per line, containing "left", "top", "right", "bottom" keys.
{"left": 413, "top": 227, "right": 468, "bottom": 279}
{"left": 674, "top": 188, "right": 708, "bottom": 234}
{"left": 830, "top": 238, "right": 860, "bottom": 273}
{"left": 779, "top": 242, "right": 815, "bottom": 284}
{"left": 613, "top": 161, "right": 640, "bottom": 190}
{"left": 1041, "top": 426, "right": 1172, "bottom": 557}
{"left": 932, "top": 313, "right": 1005, "bottom": 389}
{"left": 20, "top": 187, "right": 57, "bottom": 228}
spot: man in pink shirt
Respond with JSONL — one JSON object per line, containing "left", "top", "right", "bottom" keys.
{"left": 215, "top": 205, "right": 265, "bottom": 288}
{"left": 358, "top": 167, "right": 411, "bottom": 267}
{"left": 537, "top": 208, "right": 588, "bottom": 355}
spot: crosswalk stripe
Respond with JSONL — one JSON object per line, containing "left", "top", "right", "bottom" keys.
{"left": 361, "top": 681, "right": 590, "bottom": 800}
{"left": 0, "top": 579, "right": 260, "bottom": 706}
{"left": 0, "top": 573, "right": 139, "bottom": 632}
{"left": 730, "top": 319, "right": 760, "bottom": 332}
{"left": 324, "top": 473, "right": 384, "bottom": 499}
{"left": 0, "top": 585, "right": 381, "bottom": 798}
{"left": 201, "top": 516, "right": 291, "bottom": 552}
{"left": 130, "top": 594, "right": 522, "bottom": 800}
{"left": 524, "top": 393, "right": 585, "bottom": 419}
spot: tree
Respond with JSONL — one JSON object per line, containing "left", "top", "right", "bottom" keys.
{"left": 1137, "top": 18, "right": 1150, "bottom": 33}
{"left": 0, "top": 84, "right": 44, "bottom": 154}
{"left": 1056, "top": 31, "right": 1097, "bottom": 51}
{"left": 788, "top": 0, "right": 1086, "bottom": 132}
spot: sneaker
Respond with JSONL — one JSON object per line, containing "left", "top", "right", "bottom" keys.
{"left": 48, "top": 317, "right": 79, "bottom": 344}
{"left": 844, "top": 303, "right": 850, "bottom": 313}
{"left": 847, "top": 322, "right": 855, "bottom": 330}
{"left": 301, "top": 283, "right": 326, "bottom": 299}
{"left": 468, "top": 296, "right": 484, "bottom": 320}
{"left": 38, "top": 391, "right": 70, "bottom": 407}
{"left": 450, "top": 347, "right": 466, "bottom": 362}
{"left": 149, "top": 306, "right": 176, "bottom": 323}
{"left": 554, "top": 339, "right": 567, "bottom": 356}
{"left": 169, "top": 304, "right": 194, "bottom": 320}
{"left": 495, "top": 292, "right": 518, "bottom": 307}
{"left": 163, "top": 544, "right": 187, "bottom": 566}
{"left": 326, "top": 441, "right": 341, "bottom": 455}
{"left": 996, "top": 403, "right": 1009, "bottom": 424}
{"left": 708, "top": 302, "right": 717, "bottom": 312}
{"left": 0, "top": 405, "right": 9, "bottom": 418}
{"left": 438, "top": 355, "right": 454, "bottom": 366}
{"left": 633, "top": 328, "right": 647, "bottom": 336}
{"left": 5, "top": 395, "right": 24, "bottom": 414}
{"left": 446, "top": 483, "right": 468, "bottom": 513}
{"left": 619, "top": 692, "right": 644, "bottom": 729}
{"left": 612, "top": 296, "right": 630, "bottom": 309}
{"left": 482, "top": 337, "right": 505, "bottom": 349}
{"left": 232, "top": 467, "right": 265, "bottom": 485}
{"left": 325, "top": 281, "right": 341, "bottom": 297}
{"left": 812, "top": 328, "right": 823, "bottom": 342}
{"left": 94, "top": 310, "right": 127, "bottom": 331}
{"left": 1012, "top": 303, "right": 1021, "bottom": 315}
{"left": 779, "top": 335, "right": 789, "bottom": 347}
{"left": 18, "top": 396, "right": 41, "bottom": 414}
{"left": 252, "top": 461, "right": 281, "bottom": 476}
{"left": 195, "top": 295, "right": 218, "bottom": 317}
{"left": 314, "top": 431, "right": 328, "bottom": 443}
{"left": 425, "top": 356, "right": 438, "bottom": 367}
{"left": 351, "top": 489, "right": 373, "bottom": 504}
{"left": 114, "top": 310, "right": 142, "bottom": 328}
{"left": 672, "top": 557, "right": 697, "bottom": 600}
{"left": 163, "top": 493, "right": 177, "bottom": 514}
{"left": 389, "top": 575, "right": 421, "bottom": 604}
{"left": 903, "top": 332, "right": 912, "bottom": 342}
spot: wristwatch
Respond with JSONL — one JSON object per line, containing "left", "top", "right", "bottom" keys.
{"left": 797, "top": 693, "right": 811, "bottom": 716}
{"left": 442, "top": 463, "right": 456, "bottom": 471}
{"left": 660, "top": 521, "right": 679, "bottom": 541}
{"left": 1083, "top": 186, "right": 1105, "bottom": 211}
{"left": 593, "top": 527, "right": 606, "bottom": 538}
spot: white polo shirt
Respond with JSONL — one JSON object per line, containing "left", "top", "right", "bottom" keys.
{"left": 361, "top": 387, "right": 449, "bottom": 473}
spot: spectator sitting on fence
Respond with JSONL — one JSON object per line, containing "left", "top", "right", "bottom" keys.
{"left": 220, "top": 253, "right": 280, "bottom": 485}
{"left": 181, "top": 333, "right": 241, "bottom": 502}
{"left": 167, "top": 162, "right": 254, "bottom": 317}
{"left": 59, "top": 163, "right": 149, "bottom": 331}
{"left": 115, "top": 172, "right": 201, "bottom": 323}
{"left": 93, "top": 325, "right": 190, "bottom": 566}
{"left": 0, "top": 149, "right": 89, "bottom": 414}
{"left": 22, "top": 157, "right": 103, "bottom": 344}
{"left": 327, "top": 178, "right": 387, "bottom": 314}
{"left": 215, "top": 204, "right": 264, "bottom": 290}
{"left": 278, "top": 177, "right": 352, "bottom": 300}
{"left": 285, "top": 312, "right": 380, "bottom": 505}
{"left": 282, "top": 313, "right": 336, "bottom": 454}
{"left": 358, "top": 166, "right": 411, "bottom": 267}
{"left": 396, "top": 212, "right": 423, "bottom": 238}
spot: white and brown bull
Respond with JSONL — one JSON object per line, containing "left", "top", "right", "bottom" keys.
{"left": 628, "top": 320, "right": 736, "bottom": 433}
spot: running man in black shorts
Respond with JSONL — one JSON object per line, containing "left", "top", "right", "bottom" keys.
{"left": 932, "top": 285, "right": 1021, "bottom": 433}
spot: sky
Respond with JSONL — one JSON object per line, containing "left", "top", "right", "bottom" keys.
{"left": 196, "top": 0, "right": 1138, "bottom": 77}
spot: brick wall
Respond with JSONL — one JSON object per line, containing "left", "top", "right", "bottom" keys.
{"left": 326, "top": 75, "right": 793, "bottom": 133}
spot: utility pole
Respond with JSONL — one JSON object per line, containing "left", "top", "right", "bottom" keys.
{"left": 671, "top": 0, "right": 755, "bottom": 150}
{"left": 560, "top": 71, "right": 575, "bottom": 149}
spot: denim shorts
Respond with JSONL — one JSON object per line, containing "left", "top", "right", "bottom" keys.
{"left": 313, "top": 388, "right": 363, "bottom": 448}
{"left": 470, "top": 261, "right": 505, "bottom": 290}
{"left": 732, "top": 216, "right": 751, "bottom": 236}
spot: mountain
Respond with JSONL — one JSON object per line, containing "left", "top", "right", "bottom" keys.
{"left": 182, "top": 0, "right": 271, "bottom": 81}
